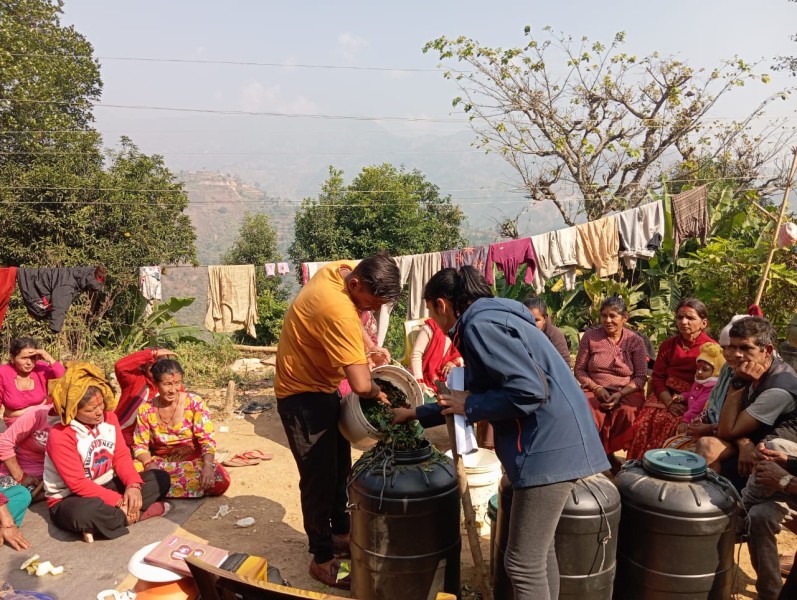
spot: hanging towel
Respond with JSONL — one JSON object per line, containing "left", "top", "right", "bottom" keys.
{"left": 671, "top": 185, "right": 708, "bottom": 256}
{"left": 616, "top": 201, "right": 665, "bottom": 269}
{"left": 160, "top": 266, "right": 209, "bottom": 332}
{"left": 302, "top": 261, "right": 332, "bottom": 284}
{"left": 138, "top": 266, "right": 162, "bottom": 317}
{"left": 0, "top": 267, "right": 17, "bottom": 331}
{"left": 576, "top": 217, "right": 620, "bottom": 278}
{"left": 530, "top": 228, "right": 580, "bottom": 293}
{"left": 16, "top": 267, "right": 105, "bottom": 333}
{"left": 265, "top": 263, "right": 276, "bottom": 277}
{"left": 204, "top": 265, "right": 258, "bottom": 338}
{"left": 440, "top": 246, "right": 488, "bottom": 273}
{"left": 277, "top": 262, "right": 290, "bottom": 275}
{"left": 485, "top": 238, "right": 537, "bottom": 285}
{"left": 375, "top": 252, "right": 442, "bottom": 345}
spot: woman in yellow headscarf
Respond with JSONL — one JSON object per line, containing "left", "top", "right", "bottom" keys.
{"left": 43, "top": 362, "right": 170, "bottom": 542}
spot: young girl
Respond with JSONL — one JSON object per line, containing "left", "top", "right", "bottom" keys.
{"left": 676, "top": 342, "right": 726, "bottom": 434}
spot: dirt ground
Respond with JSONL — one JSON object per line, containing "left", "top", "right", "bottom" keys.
{"left": 154, "top": 380, "right": 796, "bottom": 599}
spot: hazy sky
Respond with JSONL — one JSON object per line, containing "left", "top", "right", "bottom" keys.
{"left": 58, "top": 0, "right": 797, "bottom": 230}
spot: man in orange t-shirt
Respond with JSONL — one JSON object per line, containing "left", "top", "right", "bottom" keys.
{"left": 275, "top": 253, "right": 401, "bottom": 589}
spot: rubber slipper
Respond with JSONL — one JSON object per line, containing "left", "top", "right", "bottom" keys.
{"left": 222, "top": 455, "right": 261, "bottom": 467}
{"left": 241, "top": 450, "right": 273, "bottom": 461}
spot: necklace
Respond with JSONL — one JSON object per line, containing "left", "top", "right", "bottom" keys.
{"left": 156, "top": 397, "right": 181, "bottom": 426}
{"left": 15, "top": 375, "right": 34, "bottom": 392}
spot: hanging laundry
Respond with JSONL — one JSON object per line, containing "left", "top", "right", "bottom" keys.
{"left": 484, "top": 238, "right": 537, "bottom": 285}
{"left": 530, "top": 228, "right": 579, "bottom": 293}
{"left": 440, "top": 246, "right": 488, "bottom": 273}
{"left": 16, "top": 266, "right": 105, "bottom": 333}
{"left": 205, "top": 265, "right": 258, "bottom": 338}
{"left": 0, "top": 267, "right": 17, "bottom": 331}
{"left": 139, "top": 266, "right": 162, "bottom": 317}
{"left": 778, "top": 222, "right": 797, "bottom": 248}
{"left": 302, "top": 261, "right": 331, "bottom": 284}
{"left": 265, "top": 263, "right": 276, "bottom": 277}
{"left": 671, "top": 185, "right": 708, "bottom": 256}
{"left": 160, "top": 266, "right": 209, "bottom": 333}
{"left": 576, "top": 217, "right": 620, "bottom": 278}
{"left": 616, "top": 201, "right": 665, "bottom": 269}
{"left": 277, "top": 262, "right": 290, "bottom": 275}
{"left": 375, "top": 252, "right": 442, "bottom": 346}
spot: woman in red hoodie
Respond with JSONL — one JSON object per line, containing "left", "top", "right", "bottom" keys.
{"left": 44, "top": 362, "right": 170, "bottom": 542}
{"left": 113, "top": 348, "right": 176, "bottom": 446}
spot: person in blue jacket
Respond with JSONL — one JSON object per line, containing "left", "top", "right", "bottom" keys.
{"left": 394, "top": 266, "right": 609, "bottom": 600}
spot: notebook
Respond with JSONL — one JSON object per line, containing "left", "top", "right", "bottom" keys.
{"left": 144, "top": 534, "right": 230, "bottom": 578}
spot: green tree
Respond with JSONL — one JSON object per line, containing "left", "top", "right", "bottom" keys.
{"left": 424, "top": 27, "right": 792, "bottom": 225}
{"left": 774, "top": 0, "right": 796, "bottom": 75}
{"left": 222, "top": 212, "right": 288, "bottom": 344}
{"left": 0, "top": 0, "right": 197, "bottom": 351}
{"left": 289, "top": 164, "right": 465, "bottom": 266}
{"left": 289, "top": 164, "right": 466, "bottom": 355}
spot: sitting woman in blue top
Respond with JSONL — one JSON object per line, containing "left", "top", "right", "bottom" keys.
{"left": 393, "top": 266, "right": 608, "bottom": 600}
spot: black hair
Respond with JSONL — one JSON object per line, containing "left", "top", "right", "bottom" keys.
{"left": 729, "top": 316, "right": 777, "bottom": 348}
{"left": 522, "top": 297, "right": 548, "bottom": 317}
{"left": 9, "top": 337, "right": 38, "bottom": 358}
{"left": 676, "top": 298, "right": 708, "bottom": 320}
{"left": 423, "top": 266, "right": 493, "bottom": 317}
{"left": 352, "top": 252, "right": 402, "bottom": 303}
{"left": 78, "top": 385, "right": 106, "bottom": 409}
{"left": 151, "top": 358, "right": 185, "bottom": 383}
{"left": 600, "top": 296, "right": 628, "bottom": 314}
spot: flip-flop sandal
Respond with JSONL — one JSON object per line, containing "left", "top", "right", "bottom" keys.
{"left": 240, "top": 401, "right": 273, "bottom": 414}
{"left": 241, "top": 450, "right": 273, "bottom": 461}
{"left": 222, "top": 455, "right": 261, "bottom": 467}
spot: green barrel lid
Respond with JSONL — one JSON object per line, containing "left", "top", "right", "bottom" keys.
{"left": 487, "top": 494, "right": 499, "bottom": 519}
{"left": 642, "top": 449, "right": 707, "bottom": 480}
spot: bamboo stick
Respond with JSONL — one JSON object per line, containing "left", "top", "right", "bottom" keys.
{"left": 224, "top": 380, "right": 236, "bottom": 415}
{"left": 445, "top": 415, "right": 494, "bottom": 600}
{"left": 754, "top": 148, "right": 797, "bottom": 306}
{"left": 233, "top": 344, "right": 278, "bottom": 353}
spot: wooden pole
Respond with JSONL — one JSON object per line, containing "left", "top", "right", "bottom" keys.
{"left": 754, "top": 147, "right": 797, "bottom": 306}
{"left": 445, "top": 415, "right": 494, "bottom": 600}
{"left": 224, "top": 380, "right": 236, "bottom": 415}
{"left": 233, "top": 344, "right": 278, "bottom": 353}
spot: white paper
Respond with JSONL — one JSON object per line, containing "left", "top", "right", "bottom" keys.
{"left": 447, "top": 367, "right": 478, "bottom": 455}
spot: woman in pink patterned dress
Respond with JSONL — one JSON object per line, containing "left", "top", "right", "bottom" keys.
{"left": 132, "top": 359, "right": 230, "bottom": 498}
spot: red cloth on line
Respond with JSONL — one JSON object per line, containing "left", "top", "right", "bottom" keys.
{"left": 485, "top": 238, "right": 537, "bottom": 285}
{"left": 421, "top": 319, "right": 461, "bottom": 392}
{"left": 0, "top": 267, "right": 17, "bottom": 331}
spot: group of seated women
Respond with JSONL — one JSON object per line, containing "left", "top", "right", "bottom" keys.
{"left": 0, "top": 339, "right": 229, "bottom": 550}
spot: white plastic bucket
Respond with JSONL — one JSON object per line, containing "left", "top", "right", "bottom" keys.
{"left": 338, "top": 365, "right": 424, "bottom": 451}
{"left": 447, "top": 448, "right": 502, "bottom": 536}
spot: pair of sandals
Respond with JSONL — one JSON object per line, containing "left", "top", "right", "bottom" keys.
{"left": 222, "top": 449, "right": 273, "bottom": 467}
{"left": 235, "top": 401, "right": 273, "bottom": 415}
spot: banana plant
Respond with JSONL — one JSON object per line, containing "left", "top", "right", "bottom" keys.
{"left": 115, "top": 297, "right": 204, "bottom": 353}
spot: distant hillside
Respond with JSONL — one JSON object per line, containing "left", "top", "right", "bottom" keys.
{"left": 179, "top": 171, "right": 296, "bottom": 265}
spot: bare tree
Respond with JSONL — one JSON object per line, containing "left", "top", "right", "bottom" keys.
{"left": 424, "top": 28, "right": 794, "bottom": 225}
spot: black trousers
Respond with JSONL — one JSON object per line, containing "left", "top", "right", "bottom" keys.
{"left": 50, "top": 469, "right": 170, "bottom": 539}
{"left": 781, "top": 551, "right": 797, "bottom": 600}
{"left": 278, "top": 391, "right": 351, "bottom": 564}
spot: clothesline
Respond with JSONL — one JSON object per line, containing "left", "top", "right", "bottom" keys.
{"left": 299, "top": 193, "right": 707, "bottom": 346}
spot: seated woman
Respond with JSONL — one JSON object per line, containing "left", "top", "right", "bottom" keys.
{"left": 133, "top": 359, "right": 230, "bottom": 498}
{"left": 0, "top": 403, "right": 54, "bottom": 497}
{"left": 0, "top": 338, "right": 64, "bottom": 426}
{"left": 523, "top": 297, "right": 571, "bottom": 367}
{"left": 113, "top": 348, "right": 177, "bottom": 446}
{"left": 574, "top": 296, "right": 648, "bottom": 471}
{"left": 627, "top": 299, "right": 715, "bottom": 459}
{"left": 44, "top": 362, "right": 170, "bottom": 542}
{"left": 0, "top": 484, "right": 32, "bottom": 551}
{"left": 409, "top": 318, "right": 464, "bottom": 397}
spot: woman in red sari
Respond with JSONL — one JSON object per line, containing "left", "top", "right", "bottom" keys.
{"left": 575, "top": 297, "right": 648, "bottom": 472}
{"left": 409, "top": 318, "right": 463, "bottom": 396}
{"left": 627, "top": 298, "right": 716, "bottom": 459}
